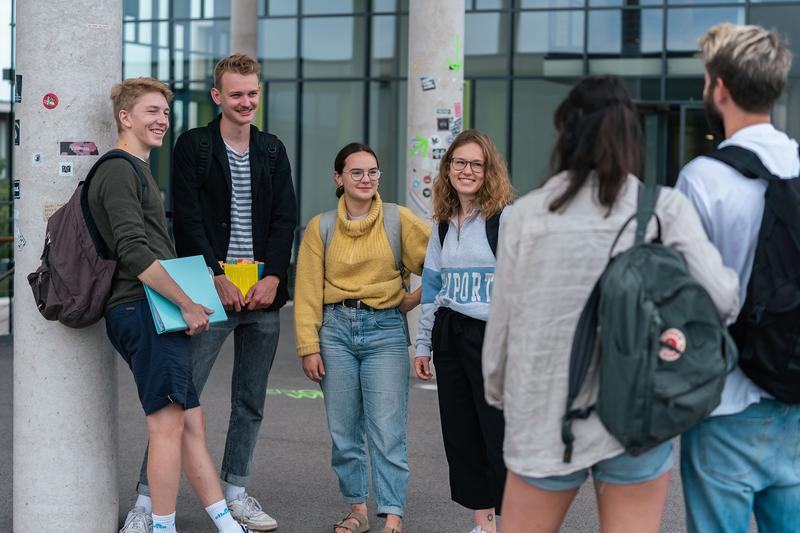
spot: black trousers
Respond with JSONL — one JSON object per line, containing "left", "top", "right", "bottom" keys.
{"left": 432, "top": 307, "right": 507, "bottom": 514}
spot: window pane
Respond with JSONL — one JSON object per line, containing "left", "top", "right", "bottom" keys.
{"left": 520, "top": 0, "right": 582, "bottom": 7}
{"left": 302, "top": 17, "right": 366, "bottom": 78}
{"left": 749, "top": 5, "right": 800, "bottom": 77}
{"left": 465, "top": 12, "right": 510, "bottom": 76}
{"left": 259, "top": 18, "right": 298, "bottom": 79}
{"left": 514, "top": 11, "right": 584, "bottom": 76}
{"left": 373, "top": 0, "right": 398, "bottom": 12}
{"left": 174, "top": 19, "right": 230, "bottom": 81}
{"left": 775, "top": 78, "right": 800, "bottom": 141}
{"left": 371, "top": 15, "right": 397, "bottom": 77}
{"left": 269, "top": 0, "right": 298, "bottom": 16}
{"left": 511, "top": 79, "right": 575, "bottom": 195}
{"left": 265, "top": 83, "right": 299, "bottom": 192}
{"left": 370, "top": 81, "right": 401, "bottom": 204}
{"left": 475, "top": 0, "right": 509, "bottom": 8}
{"left": 301, "top": 82, "right": 365, "bottom": 224}
{"left": 588, "top": 9, "right": 663, "bottom": 75}
{"left": 667, "top": 7, "right": 745, "bottom": 74}
{"left": 302, "top": 0, "right": 366, "bottom": 14}
{"left": 474, "top": 80, "right": 509, "bottom": 158}
{"left": 123, "top": 21, "right": 170, "bottom": 79}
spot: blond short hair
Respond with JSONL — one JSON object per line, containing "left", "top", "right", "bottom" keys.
{"left": 213, "top": 53, "right": 261, "bottom": 89}
{"left": 699, "top": 23, "right": 792, "bottom": 113}
{"left": 110, "top": 77, "right": 173, "bottom": 133}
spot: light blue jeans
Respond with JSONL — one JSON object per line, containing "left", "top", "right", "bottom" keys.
{"left": 681, "top": 399, "right": 800, "bottom": 533}
{"left": 319, "top": 304, "right": 410, "bottom": 517}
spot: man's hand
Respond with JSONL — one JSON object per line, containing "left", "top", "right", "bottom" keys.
{"left": 413, "top": 356, "right": 433, "bottom": 381}
{"left": 180, "top": 301, "right": 214, "bottom": 336}
{"left": 245, "top": 275, "right": 280, "bottom": 311}
{"left": 302, "top": 353, "right": 326, "bottom": 382}
{"left": 214, "top": 274, "right": 246, "bottom": 312}
{"left": 398, "top": 286, "right": 422, "bottom": 314}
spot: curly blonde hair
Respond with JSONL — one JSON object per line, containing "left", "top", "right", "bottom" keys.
{"left": 431, "top": 129, "right": 514, "bottom": 222}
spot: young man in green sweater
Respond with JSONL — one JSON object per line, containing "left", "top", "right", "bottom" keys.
{"left": 88, "top": 77, "right": 245, "bottom": 533}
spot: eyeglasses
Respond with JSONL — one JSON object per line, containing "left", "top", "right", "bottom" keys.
{"left": 450, "top": 158, "right": 485, "bottom": 174}
{"left": 342, "top": 168, "right": 381, "bottom": 182}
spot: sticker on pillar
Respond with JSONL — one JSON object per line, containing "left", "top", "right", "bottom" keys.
{"left": 42, "top": 93, "right": 59, "bottom": 110}
{"left": 437, "top": 117, "right": 450, "bottom": 131}
{"left": 15, "top": 226, "right": 26, "bottom": 250}
{"left": 59, "top": 161, "right": 74, "bottom": 177}
{"left": 429, "top": 135, "right": 442, "bottom": 149}
{"left": 451, "top": 117, "right": 463, "bottom": 136}
{"left": 431, "top": 148, "right": 446, "bottom": 160}
{"left": 422, "top": 188, "right": 432, "bottom": 198}
{"left": 60, "top": 141, "right": 99, "bottom": 156}
{"left": 12, "top": 180, "right": 20, "bottom": 200}
{"left": 409, "top": 135, "right": 429, "bottom": 159}
{"left": 14, "top": 120, "right": 19, "bottom": 146}
{"left": 412, "top": 179, "right": 420, "bottom": 189}
{"left": 43, "top": 203, "right": 64, "bottom": 222}
{"left": 423, "top": 175, "right": 432, "bottom": 185}
{"left": 436, "top": 108, "right": 451, "bottom": 116}
{"left": 446, "top": 135, "right": 454, "bottom": 145}
{"left": 446, "top": 35, "right": 462, "bottom": 72}
{"left": 32, "top": 152, "right": 42, "bottom": 167}
{"left": 14, "top": 74, "right": 21, "bottom": 103}
{"left": 421, "top": 77, "right": 436, "bottom": 92}
{"left": 454, "top": 102, "right": 462, "bottom": 118}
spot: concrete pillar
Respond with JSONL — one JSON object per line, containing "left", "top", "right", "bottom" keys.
{"left": 405, "top": 0, "right": 465, "bottom": 219}
{"left": 404, "top": 1, "right": 465, "bottom": 353}
{"left": 13, "top": 1, "right": 121, "bottom": 530}
{"left": 230, "top": 0, "right": 259, "bottom": 58}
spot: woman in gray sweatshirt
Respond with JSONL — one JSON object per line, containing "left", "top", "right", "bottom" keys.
{"left": 414, "top": 129, "right": 514, "bottom": 533}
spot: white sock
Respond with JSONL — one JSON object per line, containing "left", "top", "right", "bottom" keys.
{"left": 152, "top": 511, "right": 177, "bottom": 533}
{"left": 135, "top": 493, "right": 152, "bottom": 514}
{"left": 224, "top": 482, "right": 246, "bottom": 502}
{"left": 206, "top": 499, "right": 240, "bottom": 532}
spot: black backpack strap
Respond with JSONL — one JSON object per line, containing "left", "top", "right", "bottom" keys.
{"left": 198, "top": 128, "right": 213, "bottom": 183}
{"left": 260, "top": 132, "right": 280, "bottom": 178}
{"left": 438, "top": 220, "right": 449, "bottom": 248}
{"left": 704, "top": 145, "right": 779, "bottom": 182}
{"left": 634, "top": 182, "right": 660, "bottom": 245}
{"left": 485, "top": 212, "right": 501, "bottom": 257}
{"left": 561, "top": 277, "right": 601, "bottom": 463}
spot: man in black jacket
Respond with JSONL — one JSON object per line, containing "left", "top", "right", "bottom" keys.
{"left": 126, "top": 54, "right": 296, "bottom": 533}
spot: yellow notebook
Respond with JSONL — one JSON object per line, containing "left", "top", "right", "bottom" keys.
{"left": 223, "top": 263, "right": 260, "bottom": 297}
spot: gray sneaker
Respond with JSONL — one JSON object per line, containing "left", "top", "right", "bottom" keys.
{"left": 227, "top": 493, "right": 277, "bottom": 532}
{"left": 119, "top": 506, "right": 152, "bottom": 533}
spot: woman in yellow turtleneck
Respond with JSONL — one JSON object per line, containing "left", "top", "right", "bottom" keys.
{"left": 294, "top": 143, "right": 430, "bottom": 533}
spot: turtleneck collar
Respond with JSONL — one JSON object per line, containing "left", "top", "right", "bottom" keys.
{"left": 336, "top": 192, "right": 383, "bottom": 237}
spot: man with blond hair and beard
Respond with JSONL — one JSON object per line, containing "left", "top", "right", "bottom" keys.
{"left": 677, "top": 24, "right": 799, "bottom": 533}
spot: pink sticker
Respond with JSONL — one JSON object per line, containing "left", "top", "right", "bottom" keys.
{"left": 454, "top": 102, "right": 462, "bottom": 118}
{"left": 658, "top": 328, "right": 687, "bottom": 362}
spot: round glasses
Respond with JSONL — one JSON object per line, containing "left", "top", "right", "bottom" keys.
{"left": 450, "top": 158, "right": 485, "bottom": 174}
{"left": 341, "top": 168, "right": 381, "bottom": 182}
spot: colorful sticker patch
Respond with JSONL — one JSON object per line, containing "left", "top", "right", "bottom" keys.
{"left": 659, "top": 328, "right": 687, "bottom": 362}
{"left": 60, "top": 141, "right": 99, "bottom": 156}
{"left": 42, "top": 93, "right": 59, "bottom": 110}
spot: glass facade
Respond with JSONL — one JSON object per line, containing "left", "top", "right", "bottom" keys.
{"left": 123, "top": 0, "right": 800, "bottom": 226}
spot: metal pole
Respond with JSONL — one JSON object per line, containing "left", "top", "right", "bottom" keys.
{"left": 13, "top": 1, "right": 121, "bottom": 530}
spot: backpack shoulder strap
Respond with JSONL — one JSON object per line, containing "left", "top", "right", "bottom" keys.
{"left": 634, "top": 182, "right": 660, "bottom": 245}
{"left": 258, "top": 131, "right": 281, "bottom": 178}
{"left": 438, "top": 220, "right": 449, "bottom": 248}
{"left": 382, "top": 202, "right": 403, "bottom": 272}
{"left": 319, "top": 209, "right": 338, "bottom": 254}
{"left": 485, "top": 212, "right": 501, "bottom": 257}
{"left": 561, "top": 277, "right": 601, "bottom": 463}
{"left": 704, "top": 145, "right": 779, "bottom": 181}
{"left": 87, "top": 149, "right": 148, "bottom": 198}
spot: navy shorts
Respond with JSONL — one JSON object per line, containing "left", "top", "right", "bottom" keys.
{"left": 105, "top": 299, "right": 200, "bottom": 415}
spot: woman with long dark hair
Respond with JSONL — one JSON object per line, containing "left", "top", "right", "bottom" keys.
{"left": 482, "top": 76, "right": 739, "bottom": 532}
{"left": 414, "top": 129, "right": 513, "bottom": 533}
{"left": 294, "top": 143, "right": 430, "bottom": 533}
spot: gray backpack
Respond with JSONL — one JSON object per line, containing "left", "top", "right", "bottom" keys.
{"left": 561, "top": 183, "right": 737, "bottom": 462}
{"left": 27, "top": 150, "right": 146, "bottom": 328}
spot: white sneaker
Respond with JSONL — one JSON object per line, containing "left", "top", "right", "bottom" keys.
{"left": 227, "top": 493, "right": 278, "bottom": 532}
{"left": 119, "top": 506, "right": 153, "bottom": 533}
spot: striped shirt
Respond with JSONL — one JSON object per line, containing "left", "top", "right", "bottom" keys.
{"left": 225, "top": 143, "right": 254, "bottom": 261}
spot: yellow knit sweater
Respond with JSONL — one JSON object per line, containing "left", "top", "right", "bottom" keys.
{"left": 294, "top": 193, "right": 431, "bottom": 357}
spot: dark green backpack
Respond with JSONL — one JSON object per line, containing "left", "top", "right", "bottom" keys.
{"left": 561, "top": 183, "right": 738, "bottom": 462}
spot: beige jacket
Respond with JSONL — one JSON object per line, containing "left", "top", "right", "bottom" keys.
{"left": 482, "top": 172, "right": 740, "bottom": 478}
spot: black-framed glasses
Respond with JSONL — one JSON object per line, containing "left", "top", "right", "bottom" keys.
{"left": 450, "top": 158, "right": 485, "bottom": 174}
{"left": 342, "top": 168, "right": 381, "bottom": 182}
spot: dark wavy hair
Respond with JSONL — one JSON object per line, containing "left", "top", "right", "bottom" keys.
{"left": 547, "top": 75, "right": 642, "bottom": 213}
{"left": 333, "top": 142, "right": 379, "bottom": 198}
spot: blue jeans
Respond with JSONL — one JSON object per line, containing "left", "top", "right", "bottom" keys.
{"left": 681, "top": 400, "right": 800, "bottom": 533}
{"left": 319, "top": 304, "right": 410, "bottom": 517}
{"left": 137, "top": 309, "right": 281, "bottom": 494}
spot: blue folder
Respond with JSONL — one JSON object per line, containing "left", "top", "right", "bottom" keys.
{"left": 144, "top": 255, "right": 228, "bottom": 334}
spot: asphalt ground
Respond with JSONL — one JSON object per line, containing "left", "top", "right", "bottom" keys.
{"left": 1, "top": 311, "right": 726, "bottom": 532}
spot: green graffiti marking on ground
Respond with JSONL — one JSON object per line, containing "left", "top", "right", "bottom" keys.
{"left": 267, "top": 388, "right": 324, "bottom": 399}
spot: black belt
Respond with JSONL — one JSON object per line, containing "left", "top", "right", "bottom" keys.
{"left": 341, "top": 299, "right": 376, "bottom": 311}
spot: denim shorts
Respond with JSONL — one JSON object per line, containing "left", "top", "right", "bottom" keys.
{"left": 520, "top": 440, "right": 675, "bottom": 491}
{"left": 105, "top": 299, "right": 199, "bottom": 415}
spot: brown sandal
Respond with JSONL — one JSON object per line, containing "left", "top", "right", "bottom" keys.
{"left": 333, "top": 511, "right": 370, "bottom": 533}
